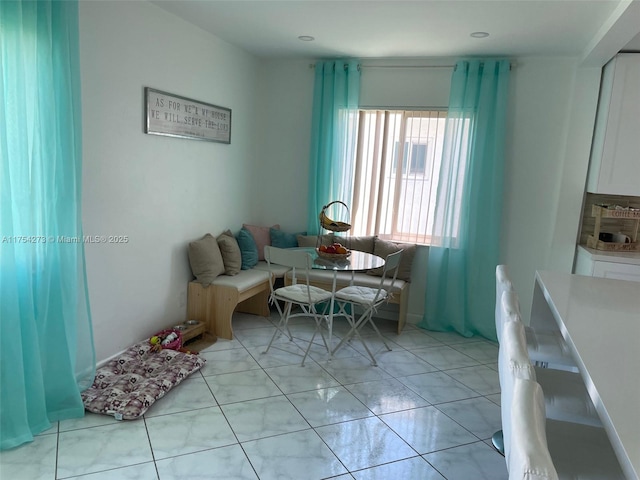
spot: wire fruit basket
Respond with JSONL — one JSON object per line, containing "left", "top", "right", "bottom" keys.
{"left": 316, "top": 248, "right": 351, "bottom": 260}
{"left": 319, "top": 201, "right": 351, "bottom": 232}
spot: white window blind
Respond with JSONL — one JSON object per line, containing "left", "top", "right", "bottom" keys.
{"left": 350, "top": 109, "right": 448, "bottom": 245}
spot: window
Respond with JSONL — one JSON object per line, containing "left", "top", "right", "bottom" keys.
{"left": 350, "top": 109, "right": 450, "bottom": 245}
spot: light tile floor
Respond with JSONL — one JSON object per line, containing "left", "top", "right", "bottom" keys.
{"left": 0, "top": 311, "right": 508, "bottom": 480}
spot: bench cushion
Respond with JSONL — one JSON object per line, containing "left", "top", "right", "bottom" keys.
{"left": 212, "top": 269, "right": 270, "bottom": 290}
{"left": 253, "top": 260, "right": 290, "bottom": 279}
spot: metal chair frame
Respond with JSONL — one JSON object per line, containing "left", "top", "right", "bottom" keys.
{"left": 263, "top": 246, "right": 333, "bottom": 366}
{"left": 331, "top": 250, "right": 403, "bottom": 366}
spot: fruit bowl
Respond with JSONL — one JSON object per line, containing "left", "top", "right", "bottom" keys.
{"left": 316, "top": 248, "right": 351, "bottom": 260}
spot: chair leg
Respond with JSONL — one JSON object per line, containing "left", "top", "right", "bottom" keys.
{"left": 366, "top": 316, "right": 392, "bottom": 352}
{"left": 331, "top": 305, "right": 381, "bottom": 366}
{"left": 491, "top": 430, "right": 505, "bottom": 456}
{"left": 264, "top": 301, "right": 293, "bottom": 354}
{"left": 301, "top": 312, "right": 325, "bottom": 367}
{"left": 351, "top": 313, "right": 379, "bottom": 366}
{"left": 302, "top": 301, "right": 336, "bottom": 366}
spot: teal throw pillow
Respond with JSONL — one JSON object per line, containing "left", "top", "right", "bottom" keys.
{"left": 270, "top": 228, "right": 306, "bottom": 249}
{"left": 236, "top": 228, "right": 259, "bottom": 270}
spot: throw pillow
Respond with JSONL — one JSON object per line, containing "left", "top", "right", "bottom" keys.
{"left": 188, "top": 233, "right": 225, "bottom": 285}
{"left": 271, "top": 228, "right": 306, "bottom": 249}
{"left": 367, "top": 238, "right": 417, "bottom": 282}
{"left": 296, "top": 234, "right": 334, "bottom": 248}
{"left": 243, "top": 223, "right": 280, "bottom": 261}
{"left": 217, "top": 230, "right": 242, "bottom": 275}
{"left": 236, "top": 228, "right": 259, "bottom": 270}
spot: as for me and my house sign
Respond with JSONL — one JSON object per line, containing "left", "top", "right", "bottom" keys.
{"left": 144, "top": 87, "right": 231, "bottom": 144}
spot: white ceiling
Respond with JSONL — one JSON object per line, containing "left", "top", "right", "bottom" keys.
{"left": 151, "top": 0, "right": 640, "bottom": 62}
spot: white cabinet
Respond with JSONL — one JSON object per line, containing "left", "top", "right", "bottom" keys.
{"left": 574, "top": 246, "right": 640, "bottom": 282}
{"left": 587, "top": 53, "right": 640, "bottom": 196}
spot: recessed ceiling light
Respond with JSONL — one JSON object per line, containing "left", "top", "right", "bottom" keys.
{"left": 298, "top": 35, "right": 315, "bottom": 42}
{"left": 470, "top": 32, "right": 490, "bottom": 38}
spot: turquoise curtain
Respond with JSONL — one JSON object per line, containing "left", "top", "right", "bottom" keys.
{"left": 307, "top": 59, "right": 360, "bottom": 234}
{"left": 419, "top": 59, "right": 510, "bottom": 340}
{"left": 0, "top": 0, "right": 95, "bottom": 450}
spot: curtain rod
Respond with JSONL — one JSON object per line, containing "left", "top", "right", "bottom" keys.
{"left": 308, "top": 63, "right": 453, "bottom": 69}
{"left": 308, "top": 62, "right": 516, "bottom": 70}
{"left": 361, "top": 64, "right": 455, "bottom": 69}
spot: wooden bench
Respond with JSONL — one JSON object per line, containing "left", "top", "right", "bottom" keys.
{"left": 187, "top": 269, "right": 271, "bottom": 340}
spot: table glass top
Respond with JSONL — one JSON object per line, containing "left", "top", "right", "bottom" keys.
{"left": 297, "top": 248, "right": 385, "bottom": 272}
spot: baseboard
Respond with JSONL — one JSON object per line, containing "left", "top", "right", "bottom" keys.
{"left": 96, "top": 347, "right": 128, "bottom": 369}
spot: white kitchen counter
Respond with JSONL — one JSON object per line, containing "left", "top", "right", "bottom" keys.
{"left": 532, "top": 271, "right": 640, "bottom": 479}
{"left": 577, "top": 245, "right": 640, "bottom": 265}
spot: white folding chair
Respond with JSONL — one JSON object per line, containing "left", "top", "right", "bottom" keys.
{"left": 495, "top": 265, "right": 575, "bottom": 371}
{"left": 263, "top": 246, "right": 333, "bottom": 366}
{"left": 508, "top": 378, "right": 559, "bottom": 480}
{"left": 331, "top": 250, "right": 403, "bottom": 366}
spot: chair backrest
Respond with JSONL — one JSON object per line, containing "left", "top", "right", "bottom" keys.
{"left": 496, "top": 265, "right": 514, "bottom": 343}
{"left": 264, "top": 245, "right": 311, "bottom": 272}
{"left": 499, "top": 296, "right": 536, "bottom": 465}
{"left": 508, "top": 378, "right": 559, "bottom": 480}
{"left": 264, "top": 246, "right": 313, "bottom": 297}
{"left": 371, "top": 249, "right": 403, "bottom": 304}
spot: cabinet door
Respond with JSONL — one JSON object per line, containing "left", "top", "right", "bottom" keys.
{"left": 592, "top": 261, "right": 640, "bottom": 282}
{"left": 573, "top": 248, "right": 595, "bottom": 276}
{"left": 588, "top": 54, "right": 640, "bottom": 196}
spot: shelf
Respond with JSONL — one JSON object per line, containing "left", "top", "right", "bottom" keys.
{"left": 592, "top": 204, "right": 640, "bottom": 219}
{"left": 587, "top": 235, "right": 639, "bottom": 252}
{"left": 587, "top": 204, "right": 640, "bottom": 252}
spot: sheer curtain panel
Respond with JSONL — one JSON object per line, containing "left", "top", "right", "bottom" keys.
{"left": 419, "top": 59, "right": 511, "bottom": 340}
{"left": 0, "top": 0, "right": 96, "bottom": 450}
{"left": 307, "top": 60, "right": 360, "bottom": 234}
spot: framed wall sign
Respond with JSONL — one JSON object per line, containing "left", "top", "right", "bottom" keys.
{"left": 144, "top": 87, "right": 231, "bottom": 144}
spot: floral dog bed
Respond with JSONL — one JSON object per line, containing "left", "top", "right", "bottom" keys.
{"left": 82, "top": 341, "right": 206, "bottom": 420}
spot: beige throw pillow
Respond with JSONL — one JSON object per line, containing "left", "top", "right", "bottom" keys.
{"left": 296, "top": 234, "right": 334, "bottom": 248}
{"left": 217, "top": 230, "right": 242, "bottom": 276}
{"left": 188, "top": 233, "right": 225, "bottom": 285}
{"left": 367, "top": 238, "right": 417, "bottom": 282}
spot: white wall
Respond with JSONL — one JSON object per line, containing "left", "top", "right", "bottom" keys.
{"left": 252, "top": 60, "right": 315, "bottom": 230}
{"left": 79, "top": 1, "right": 260, "bottom": 362}
{"left": 502, "top": 58, "right": 600, "bottom": 322}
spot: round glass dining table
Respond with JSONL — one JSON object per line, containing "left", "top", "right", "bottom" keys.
{"left": 298, "top": 248, "right": 385, "bottom": 272}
